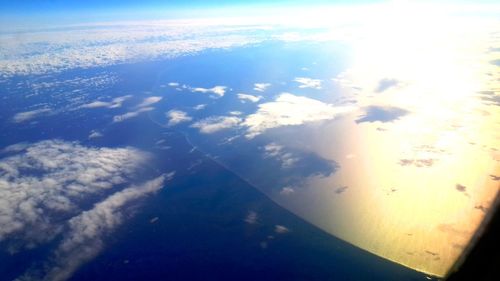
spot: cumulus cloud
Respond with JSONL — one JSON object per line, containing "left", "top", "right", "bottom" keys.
{"left": 112, "top": 107, "right": 154, "bottom": 123}
{"left": 81, "top": 95, "right": 132, "bottom": 109}
{"left": 166, "top": 110, "right": 192, "bottom": 126}
{"left": 237, "top": 93, "right": 262, "bottom": 103}
{"left": 12, "top": 108, "right": 52, "bottom": 123}
{"left": 191, "top": 116, "right": 242, "bottom": 134}
{"left": 0, "top": 140, "right": 173, "bottom": 280}
{"left": 294, "top": 77, "right": 322, "bottom": 89}
{"left": 168, "top": 82, "right": 180, "bottom": 87}
{"left": 136, "top": 96, "right": 162, "bottom": 108}
{"left": 253, "top": 83, "right": 271, "bottom": 92}
{"left": 264, "top": 143, "right": 299, "bottom": 168}
{"left": 37, "top": 175, "right": 167, "bottom": 281}
{"left": 191, "top": 86, "right": 227, "bottom": 98}
{"left": 0, "top": 140, "right": 147, "bottom": 245}
{"left": 243, "top": 93, "right": 355, "bottom": 138}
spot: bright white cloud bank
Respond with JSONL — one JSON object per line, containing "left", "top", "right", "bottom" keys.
{"left": 0, "top": 140, "right": 171, "bottom": 281}
{"left": 243, "top": 93, "right": 355, "bottom": 138}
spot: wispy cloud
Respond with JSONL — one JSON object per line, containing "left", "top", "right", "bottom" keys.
{"left": 191, "top": 116, "right": 242, "bottom": 134}
{"left": 112, "top": 107, "right": 154, "bottom": 123}
{"left": 38, "top": 175, "right": 167, "bottom": 281}
{"left": 238, "top": 93, "right": 262, "bottom": 103}
{"left": 190, "top": 86, "right": 227, "bottom": 98}
{"left": 166, "top": 110, "right": 192, "bottom": 126}
{"left": 264, "top": 143, "right": 299, "bottom": 168}
{"left": 12, "top": 108, "right": 52, "bottom": 123}
{"left": 0, "top": 140, "right": 173, "bottom": 281}
{"left": 81, "top": 95, "right": 132, "bottom": 109}
{"left": 294, "top": 77, "right": 322, "bottom": 89}
{"left": 136, "top": 96, "right": 162, "bottom": 108}
{"left": 253, "top": 83, "right": 271, "bottom": 92}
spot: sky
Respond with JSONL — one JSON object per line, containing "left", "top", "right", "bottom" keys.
{"left": 2, "top": 0, "right": 498, "bottom": 29}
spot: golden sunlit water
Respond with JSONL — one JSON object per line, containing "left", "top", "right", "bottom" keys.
{"left": 253, "top": 4, "right": 500, "bottom": 277}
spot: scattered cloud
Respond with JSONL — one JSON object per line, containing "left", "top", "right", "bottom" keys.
{"left": 112, "top": 107, "right": 154, "bottom": 123}
{"left": 229, "top": 111, "right": 243, "bottom": 116}
{"left": 136, "top": 96, "right": 162, "bottom": 108}
{"left": 355, "top": 106, "right": 409, "bottom": 124}
{"left": 244, "top": 211, "right": 258, "bottom": 224}
{"left": 168, "top": 82, "right": 179, "bottom": 87}
{"left": 12, "top": 108, "right": 52, "bottom": 123}
{"left": 253, "top": 83, "right": 271, "bottom": 92}
{"left": 193, "top": 104, "right": 207, "bottom": 110}
{"left": 191, "top": 116, "right": 242, "bottom": 134}
{"left": 0, "top": 139, "right": 147, "bottom": 245}
{"left": 280, "top": 186, "right": 295, "bottom": 195}
{"left": 238, "top": 93, "right": 262, "bottom": 103}
{"left": 23, "top": 175, "right": 167, "bottom": 281}
{"left": 455, "top": 184, "right": 467, "bottom": 192}
{"left": 264, "top": 143, "right": 299, "bottom": 168}
{"left": 81, "top": 95, "right": 132, "bottom": 109}
{"left": 375, "top": 78, "right": 400, "bottom": 93}
{"left": 191, "top": 86, "right": 227, "bottom": 98}
{"left": 335, "top": 186, "right": 348, "bottom": 194}
{"left": 294, "top": 77, "right": 322, "bottom": 89}
{"left": 274, "top": 225, "right": 290, "bottom": 234}
{"left": 398, "top": 159, "right": 435, "bottom": 167}
{"left": 166, "top": 110, "right": 192, "bottom": 126}
{"left": 243, "top": 93, "right": 355, "bottom": 138}
{"left": 0, "top": 140, "right": 173, "bottom": 280}
{"left": 88, "top": 130, "right": 103, "bottom": 139}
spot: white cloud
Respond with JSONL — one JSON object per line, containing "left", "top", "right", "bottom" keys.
{"left": 81, "top": 95, "right": 132, "bottom": 109}
{"left": 40, "top": 175, "right": 167, "bottom": 281}
{"left": 88, "top": 130, "right": 103, "bottom": 139}
{"left": 253, "top": 83, "right": 271, "bottom": 92}
{"left": 191, "top": 116, "right": 242, "bottom": 134}
{"left": 229, "top": 111, "right": 243, "bottom": 116}
{"left": 274, "top": 225, "right": 290, "bottom": 234}
{"left": 264, "top": 143, "right": 299, "bottom": 168}
{"left": 243, "top": 93, "right": 355, "bottom": 138}
{"left": 280, "top": 186, "right": 295, "bottom": 195}
{"left": 237, "top": 93, "right": 262, "bottom": 103}
{"left": 112, "top": 107, "right": 154, "bottom": 123}
{"left": 0, "top": 20, "right": 275, "bottom": 77}
{"left": 168, "top": 82, "right": 179, "bottom": 87}
{"left": 191, "top": 86, "right": 227, "bottom": 98}
{"left": 136, "top": 96, "right": 162, "bottom": 108}
{"left": 193, "top": 104, "right": 207, "bottom": 110}
{"left": 0, "top": 140, "right": 174, "bottom": 281}
{"left": 294, "top": 77, "right": 322, "bottom": 89}
{"left": 0, "top": 140, "right": 147, "bottom": 245}
{"left": 12, "top": 108, "right": 51, "bottom": 123}
{"left": 166, "top": 110, "right": 192, "bottom": 126}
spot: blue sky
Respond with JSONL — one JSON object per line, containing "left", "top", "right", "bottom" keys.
{"left": 1, "top": 0, "right": 498, "bottom": 29}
